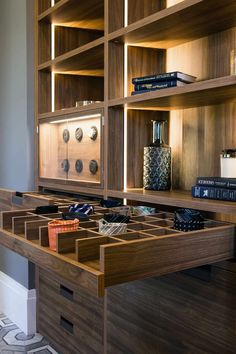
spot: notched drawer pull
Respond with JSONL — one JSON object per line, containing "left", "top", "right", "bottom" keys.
{"left": 60, "top": 316, "right": 74, "bottom": 334}
{"left": 60, "top": 284, "right": 74, "bottom": 301}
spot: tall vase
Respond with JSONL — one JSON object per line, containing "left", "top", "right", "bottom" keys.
{"left": 143, "top": 120, "right": 171, "bottom": 190}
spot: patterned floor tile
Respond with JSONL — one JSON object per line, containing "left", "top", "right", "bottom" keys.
{"left": 0, "top": 315, "right": 59, "bottom": 354}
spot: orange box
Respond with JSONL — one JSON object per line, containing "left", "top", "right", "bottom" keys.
{"left": 48, "top": 219, "right": 79, "bottom": 251}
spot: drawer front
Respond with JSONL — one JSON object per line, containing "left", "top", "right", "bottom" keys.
{"left": 38, "top": 269, "right": 104, "bottom": 354}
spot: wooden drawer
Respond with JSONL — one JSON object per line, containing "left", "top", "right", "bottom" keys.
{"left": 0, "top": 209, "right": 235, "bottom": 296}
{"left": 38, "top": 269, "right": 104, "bottom": 354}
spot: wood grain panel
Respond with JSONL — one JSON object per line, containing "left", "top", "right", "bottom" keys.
{"left": 107, "top": 107, "right": 124, "bottom": 190}
{"left": 108, "top": 42, "right": 124, "bottom": 99}
{"left": 55, "top": 26, "right": 103, "bottom": 57}
{"left": 128, "top": 0, "right": 166, "bottom": 25}
{"left": 38, "top": 22, "right": 51, "bottom": 64}
{"left": 38, "top": 0, "right": 104, "bottom": 31}
{"left": 38, "top": 0, "right": 51, "bottom": 15}
{"left": 38, "top": 70, "right": 51, "bottom": 114}
{"left": 108, "top": 0, "right": 236, "bottom": 49}
{"left": 57, "top": 229, "right": 99, "bottom": 253}
{"left": 108, "top": 0, "right": 124, "bottom": 33}
{"left": 25, "top": 219, "right": 50, "bottom": 240}
{"left": 55, "top": 74, "right": 104, "bottom": 110}
{"left": 101, "top": 225, "right": 235, "bottom": 287}
{"left": 127, "top": 46, "right": 166, "bottom": 96}
{"left": 106, "top": 268, "right": 236, "bottom": 354}
{"left": 0, "top": 228, "right": 104, "bottom": 296}
{"left": 38, "top": 269, "right": 104, "bottom": 354}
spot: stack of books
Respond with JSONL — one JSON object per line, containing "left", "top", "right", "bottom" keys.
{"left": 131, "top": 71, "right": 196, "bottom": 95}
{"left": 192, "top": 177, "right": 236, "bottom": 202}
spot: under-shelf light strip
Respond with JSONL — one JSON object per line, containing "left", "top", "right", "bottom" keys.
{"left": 124, "top": 0, "right": 128, "bottom": 27}
{"left": 50, "top": 114, "right": 101, "bottom": 124}
{"left": 51, "top": 22, "right": 55, "bottom": 112}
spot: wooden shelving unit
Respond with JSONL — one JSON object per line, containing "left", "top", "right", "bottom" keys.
{"left": 36, "top": 0, "right": 236, "bottom": 211}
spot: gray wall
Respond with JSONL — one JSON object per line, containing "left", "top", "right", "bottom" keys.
{"left": 0, "top": 0, "right": 35, "bottom": 289}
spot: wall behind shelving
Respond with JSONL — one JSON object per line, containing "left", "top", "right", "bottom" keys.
{"left": 0, "top": 0, "right": 35, "bottom": 289}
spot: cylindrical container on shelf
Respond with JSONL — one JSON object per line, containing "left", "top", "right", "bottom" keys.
{"left": 220, "top": 149, "right": 236, "bottom": 177}
{"left": 143, "top": 120, "right": 171, "bottom": 190}
{"left": 48, "top": 219, "right": 79, "bottom": 251}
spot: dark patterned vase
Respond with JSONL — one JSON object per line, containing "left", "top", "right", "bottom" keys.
{"left": 143, "top": 120, "right": 171, "bottom": 190}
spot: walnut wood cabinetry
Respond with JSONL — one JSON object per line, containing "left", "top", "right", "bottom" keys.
{"left": 1, "top": 0, "right": 234, "bottom": 353}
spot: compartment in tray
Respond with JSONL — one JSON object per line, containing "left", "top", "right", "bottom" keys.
{"left": 12, "top": 214, "right": 49, "bottom": 235}
{"left": 149, "top": 212, "right": 174, "bottom": 220}
{"left": 131, "top": 215, "right": 159, "bottom": 222}
{"left": 1, "top": 210, "right": 34, "bottom": 230}
{"left": 127, "top": 222, "right": 159, "bottom": 231}
{"left": 76, "top": 236, "right": 123, "bottom": 262}
{"left": 79, "top": 220, "right": 98, "bottom": 229}
{"left": 114, "top": 232, "right": 155, "bottom": 241}
{"left": 57, "top": 229, "right": 101, "bottom": 254}
{"left": 88, "top": 213, "right": 104, "bottom": 220}
{"left": 141, "top": 228, "right": 181, "bottom": 237}
{"left": 145, "top": 219, "right": 174, "bottom": 228}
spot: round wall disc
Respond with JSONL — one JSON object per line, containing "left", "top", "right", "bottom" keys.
{"left": 63, "top": 129, "right": 70, "bottom": 143}
{"left": 89, "top": 160, "right": 98, "bottom": 174}
{"left": 61, "top": 159, "right": 70, "bottom": 172}
{"left": 75, "top": 159, "right": 83, "bottom": 173}
{"left": 88, "top": 126, "right": 98, "bottom": 141}
{"left": 75, "top": 127, "right": 83, "bottom": 142}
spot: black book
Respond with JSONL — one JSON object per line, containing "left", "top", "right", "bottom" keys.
{"left": 196, "top": 177, "right": 236, "bottom": 189}
{"left": 132, "top": 71, "right": 196, "bottom": 85}
{"left": 192, "top": 185, "right": 236, "bottom": 202}
{"left": 134, "top": 79, "right": 186, "bottom": 91}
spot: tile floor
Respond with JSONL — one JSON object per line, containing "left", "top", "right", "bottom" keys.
{"left": 0, "top": 313, "right": 59, "bottom": 353}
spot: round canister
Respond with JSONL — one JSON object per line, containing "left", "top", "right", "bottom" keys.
{"left": 220, "top": 149, "right": 236, "bottom": 177}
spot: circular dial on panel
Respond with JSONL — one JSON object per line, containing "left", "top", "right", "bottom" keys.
{"left": 75, "top": 127, "right": 83, "bottom": 142}
{"left": 63, "top": 129, "right": 70, "bottom": 143}
{"left": 89, "top": 160, "right": 98, "bottom": 175}
{"left": 75, "top": 159, "right": 83, "bottom": 173}
{"left": 61, "top": 159, "right": 70, "bottom": 173}
{"left": 88, "top": 126, "right": 98, "bottom": 141}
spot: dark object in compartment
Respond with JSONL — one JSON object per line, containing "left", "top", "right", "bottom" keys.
{"left": 100, "top": 199, "right": 122, "bottom": 208}
{"left": 75, "top": 159, "right": 83, "bottom": 173}
{"left": 104, "top": 213, "right": 130, "bottom": 224}
{"left": 89, "top": 160, "right": 98, "bottom": 174}
{"left": 88, "top": 126, "right": 98, "bottom": 141}
{"left": 75, "top": 127, "right": 83, "bottom": 142}
{"left": 69, "top": 203, "right": 94, "bottom": 215}
{"left": 61, "top": 159, "right": 70, "bottom": 173}
{"left": 35, "top": 205, "right": 59, "bottom": 214}
{"left": 63, "top": 129, "right": 70, "bottom": 143}
{"left": 174, "top": 208, "right": 204, "bottom": 232}
{"left": 62, "top": 212, "right": 89, "bottom": 221}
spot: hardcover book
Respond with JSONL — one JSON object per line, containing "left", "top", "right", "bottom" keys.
{"left": 196, "top": 176, "right": 236, "bottom": 189}
{"left": 134, "top": 79, "right": 186, "bottom": 91}
{"left": 132, "top": 71, "right": 196, "bottom": 85}
{"left": 192, "top": 185, "right": 236, "bottom": 201}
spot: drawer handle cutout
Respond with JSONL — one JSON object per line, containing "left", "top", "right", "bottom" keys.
{"left": 60, "top": 316, "right": 74, "bottom": 334}
{"left": 60, "top": 284, "right": 74, "bottom": 301}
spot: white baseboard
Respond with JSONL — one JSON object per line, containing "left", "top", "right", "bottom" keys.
{"left": 0, "top": 271, "right": 36, "bottom": 335}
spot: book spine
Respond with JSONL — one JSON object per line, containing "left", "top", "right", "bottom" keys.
{"left": 191, "top": 186, "right": 236, "bottom": 201}
{"left": 134, "top": 80, "right": 179, "bottom": 91}
{"left": 196, "top": 178, "right": 236, "bottom": 189}
{"left": 132, "top": 73, "right": 177, "bottom": 85}
{"left": 131, "top": 90, "right": 151, "bottom": 95}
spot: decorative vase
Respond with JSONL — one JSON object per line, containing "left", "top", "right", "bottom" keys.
{"left": 143, "top": 120, "right": 171, "bottom": 190}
